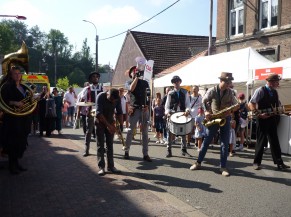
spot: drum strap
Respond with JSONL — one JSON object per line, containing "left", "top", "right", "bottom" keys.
{"left": 191, "top": 96, "right": 199, "bottom": 109}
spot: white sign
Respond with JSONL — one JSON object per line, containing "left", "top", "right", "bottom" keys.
{"left": 143, "top": 60, "right": 154, "bottom": 83}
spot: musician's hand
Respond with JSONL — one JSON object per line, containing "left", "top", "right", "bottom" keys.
{"left": 142, "top": 105, "right": 148, "bottom": 112}
{"left": 205, "top": 111, "right": 212, "bottom": 121}
{"left": 13, "top": 101, "right": 24, "bottom": 107}
{"left": 258, "top": 113, "right": 271, "bottom": 119}
{"left": 107, "top": 124, "right": 116, "bottom": 134}
{"left": 185, "top": 111, "right": 190, "bottom": 116}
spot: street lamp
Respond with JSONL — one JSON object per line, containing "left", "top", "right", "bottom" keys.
{"left": 0, "top": 15, "right": 27, "bottom": 20}
{"left": 83, "top": 19, "right": 98, "bottom": 72}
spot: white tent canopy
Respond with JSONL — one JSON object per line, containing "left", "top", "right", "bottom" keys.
{"left": 154, "top": 47, "right": 273, "bottom": 87}
{"left": 271, "top": 57, "right": 291, "bottom": 79}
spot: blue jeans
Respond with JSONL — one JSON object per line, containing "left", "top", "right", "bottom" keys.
{"left": 197, "top": 116, "right": 231, "bottom": 168}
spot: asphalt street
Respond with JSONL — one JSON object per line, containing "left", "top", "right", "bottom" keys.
{"left": 65, "top": 126, "right": 291, "bottom": 217}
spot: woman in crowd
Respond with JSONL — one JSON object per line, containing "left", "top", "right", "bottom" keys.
{"left": 52, "top": 87, "right": 63, "bottom": 134}
{"left": 0, "top": 66, "right": 31, "bottom": 174}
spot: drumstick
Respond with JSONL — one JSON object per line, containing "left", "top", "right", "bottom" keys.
{"left": 176, "top": 113, "right": 187, "bottom": 118}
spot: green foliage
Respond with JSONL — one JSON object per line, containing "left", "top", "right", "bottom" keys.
{"left": 68, "top": 67, "right": 86, "bottom": 86}
{"left": 0, "top": 20, "right": 114, "bottom": 88}
{"left": 56, "top": 76, "right": 69, "bottom": 91}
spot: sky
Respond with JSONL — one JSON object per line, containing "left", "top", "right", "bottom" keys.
{"left": 0, "top": 0, "right": 217, "bottom": 68}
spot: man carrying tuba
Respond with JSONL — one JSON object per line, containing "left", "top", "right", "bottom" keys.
{"left": 189, "top": 72, "right": 238, "bottom": 177}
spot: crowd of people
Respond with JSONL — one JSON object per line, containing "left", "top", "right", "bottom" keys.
{"left": 1, "top": 61, "right": 290, "bottom": 177}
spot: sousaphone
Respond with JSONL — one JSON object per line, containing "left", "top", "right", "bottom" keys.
{"left": 0, "top": 42, "right": 37, "bottom": 116}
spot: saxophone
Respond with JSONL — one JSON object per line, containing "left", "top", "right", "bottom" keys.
{"left": 203, "top": 103, "right": 239, "bottom": 127}
{"left": 115, "top": 120, "right": 126, "bottom": 148}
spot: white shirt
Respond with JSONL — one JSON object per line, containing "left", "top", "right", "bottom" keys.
{"left": 64, "top": 91, "right": 76, "bottom": 107}
{"left": 80, "top": 84, "right": 103, "bottom": 111}
{"left": 190, "top": 95, "right": 202, "bottom": 118}
{"left": 165, "top": 88, "right": 191, "bottom": 115}
{"left": 120, "top": 96, "right": 127, "bottom": 114}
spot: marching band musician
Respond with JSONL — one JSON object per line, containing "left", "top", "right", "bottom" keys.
{"left": 95, "top": 88, "right": 123, "bottom": 176}
{"left": 164, "top": 75, "right": 191, "bottom": 157}
{"left": 248, "top": 73, "right": 290, "bottom": 170}
{"left": 190, "top": 72, "right": 238, "bottom": 177}
{"left": 79, "top": 71, "right": 103, "bottom": 157}
{"left": 0, "top": 66, "right": 31, "bottom": 174}
{"left": 123, "top": 57, "right": 152, "bottom": 162}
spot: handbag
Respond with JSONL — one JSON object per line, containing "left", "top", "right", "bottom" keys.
{"left": 45, "top": 98, "right": 57, "bottom": 118}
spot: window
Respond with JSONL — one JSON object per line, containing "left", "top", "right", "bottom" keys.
{"left": 229, "top": 0, "right": 244, "bottom": 36}
{"left": 260, "top": 0, "right": 278, "bottom": 29}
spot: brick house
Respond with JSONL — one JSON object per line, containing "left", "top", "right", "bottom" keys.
{"left": 215, "top": 0, "right": 291, "bottom": 61}
{"left": 112, "top": 31, "right": 213, "bottom": 87}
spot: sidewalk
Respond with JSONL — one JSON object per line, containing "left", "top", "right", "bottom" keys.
{"left": 0, "top": 129, "right": 207, "bottom": 217}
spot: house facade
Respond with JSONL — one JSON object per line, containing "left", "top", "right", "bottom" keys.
{"left": 215, "top": 0, "right": 291, "bottom": 61}
{"left": 112, "top": 31, "right": 213, "bottom": 87}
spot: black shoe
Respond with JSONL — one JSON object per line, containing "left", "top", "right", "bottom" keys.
{"left": 83, "top": 152, "right": 89, "bottom": 157}
{"left": 166, "top": 150, "right": 172, "bottom": 158}
{"left": 98, "top": 168, "right": 106, "bottom": 176}
{"left": 124, "top": 152, "right": 130, "bottom": 159}
{"left": 107, "top": 167, "right": 121, "bottom": 174}
{"left": 9, "top": 166, "right": 20, "bottom": 175}
{"left": 181, "top": 149, "right": 192, "bottom": 157}
{"left": 277, "top": 163, "right": 290, "bottom": 170}
{"left": 17, "top": 165, "right": 27, "bottom": 172}
{"left": 143, "top": 155, "right": 152, "bottom": 162}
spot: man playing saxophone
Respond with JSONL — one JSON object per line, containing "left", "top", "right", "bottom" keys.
{"left": 190, "top": 72, "right": 238, "bottom": 177}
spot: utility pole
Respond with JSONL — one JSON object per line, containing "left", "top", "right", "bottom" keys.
{"left": 208, "top": 0, "right": 213, "bottom": 56}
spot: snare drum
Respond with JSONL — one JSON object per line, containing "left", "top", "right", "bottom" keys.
{"left": 168, "top": 112, "right": 192, "bottom": 136}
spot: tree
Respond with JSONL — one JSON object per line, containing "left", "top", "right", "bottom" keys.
{"left": 68, "top": 67, "right": 86, "bottom": 86}
{"left": 56, "top": 76, "right": 69, "bottom": 91}
{"left": 0, "top": 23, "right": 15, "bottom": 53}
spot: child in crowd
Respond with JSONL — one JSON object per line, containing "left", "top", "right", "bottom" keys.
{"left": 62, "top": 99, "right": 69, "bottom": 127}
{"left": 152, "top": 98, "right": 165, "bottom": 144}
{"left": 194, "top": 108, "right": 206, "bottom": 152}
{"left": 229, "top": 113, "right": 236, "bottom": 157}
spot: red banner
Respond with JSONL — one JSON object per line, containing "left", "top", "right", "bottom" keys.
{"left": 255, "top": 67, "right": 283, "bottom": 80}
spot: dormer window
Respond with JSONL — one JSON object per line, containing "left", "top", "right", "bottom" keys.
{"left": 229, "top": 0, "right": 244, "bottom": 36}
{"left": 260, "top": 0, "right": 278, "bottom": 29}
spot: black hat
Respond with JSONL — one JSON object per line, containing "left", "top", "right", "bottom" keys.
{"left": 171, "top": 75, "right": 182, "bottom": 84}
{"left": 88, "top": 71, "right": 100, "bottom": 81}
{"left": 218, "top": 72, "right": 234, "bottom": 81}
{"left": 266, "top": 73, "right": 281, "bottom": 81}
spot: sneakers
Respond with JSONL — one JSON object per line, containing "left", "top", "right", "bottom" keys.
{"left": 229, "top": 152, "right": 234, "bottom": 157}
{"left": 190, "top": 162, "right": 201, "bottom": 170}
{"left": 253, "top": 163, "right": 261, "bottom": 170}
{"left": 143, "top": 155, "right": 152, "bottom": 162}
{"left": 277, "top": 163, "right": 290, "bottom": 170}
{"left": 220, "top": 168, "right": 230, "bottom": 177}
{"left": 107, "top": 167, "right": 121, "bottom": 174}
{"left": 156, "top": 140, "right": 160, "bottom": 144}
{"left": 98, "top": 168, "right": 105, "bottom": 176}
{"left": 159, "top": 139, "right": 164, "bottom": 144}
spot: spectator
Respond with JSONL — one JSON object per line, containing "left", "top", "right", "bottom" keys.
{"left": 64, "top": 86, "right": 77, "bottom": 127}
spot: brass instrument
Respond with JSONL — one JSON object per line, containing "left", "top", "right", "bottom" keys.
{"left": 249, "top": 104, "right": 291, "bottom": 117}
{"left": 203, "top": 103, "right": 239, "bottom": 127}
{"left": 0, "top": 42, "right": 37, "bottom": 116}
{"left": 115, "top": 120, "right": 126, "bottom": 148}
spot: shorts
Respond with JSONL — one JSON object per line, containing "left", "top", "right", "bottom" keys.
{"left": 67, "top": 106, "right": 75, "bottom": 116}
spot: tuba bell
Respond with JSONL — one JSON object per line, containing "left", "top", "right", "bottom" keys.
{"left": 0, "top": 42, "right": 37, "bottom": 116}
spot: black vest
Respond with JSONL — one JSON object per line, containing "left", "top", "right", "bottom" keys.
{"left": 258, "top": 86, "right": 279, "bottom": 110}
{"left": 87, "top": 84, "right": 103, "bottom": 103}
{"left": 169, "top": 89, "right": 186, "bottom": 112}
